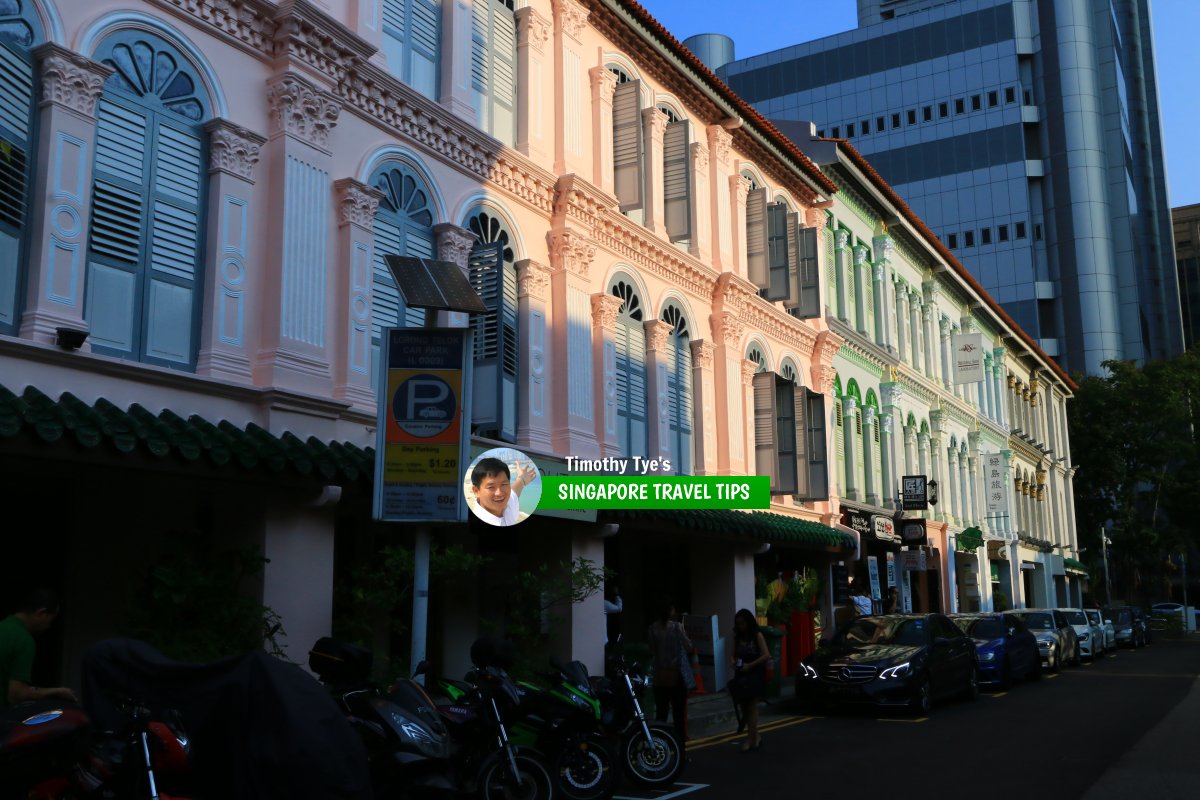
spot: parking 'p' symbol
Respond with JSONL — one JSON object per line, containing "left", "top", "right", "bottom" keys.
{"left": 393, "top": 374, "right": 456, "bottom": 437}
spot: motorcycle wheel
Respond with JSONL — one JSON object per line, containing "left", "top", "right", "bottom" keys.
{"left": 621, "top": 726, "right": 684, "bottom": 789}
{"left": 481, "top": 753, "right": 556, "bottom": 800}
{"left": 555, "top": 736, "right": 615, "bottom": 800}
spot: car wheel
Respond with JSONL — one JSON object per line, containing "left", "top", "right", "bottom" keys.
{"left": 1049, "top": 646, "right": 1060, "bottom": 673}
{"left": 909, "top": 676, "right": 932, "bottom": 716}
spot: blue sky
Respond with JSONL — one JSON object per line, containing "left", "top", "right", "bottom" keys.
{"left": 641, "top": 0, "right": 1199, "bottom": 207}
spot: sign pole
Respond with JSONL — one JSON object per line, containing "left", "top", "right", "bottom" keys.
{"left": 411, "top": 525, "right": 431, "bottom": 683}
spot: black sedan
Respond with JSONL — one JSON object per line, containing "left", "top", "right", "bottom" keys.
{"left": 795, "top": 614, "right": 977, "bottom": 715}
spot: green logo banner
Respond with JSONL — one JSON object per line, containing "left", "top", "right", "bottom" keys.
{"left": 538, "top": 476, "right": 772, "bottom": 510}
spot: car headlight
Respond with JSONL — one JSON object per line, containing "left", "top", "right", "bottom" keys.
{"left": 879, "top": 662, "right": 911, "bottom": 680}
{"left": 977, "top": 652, "right": 996, "bottom": 662}
{"left": 798, "top": 664, "right": 819, "bottom": 679}
{"left": 1078, "top": 632, "right": 1090, "bottom": 641}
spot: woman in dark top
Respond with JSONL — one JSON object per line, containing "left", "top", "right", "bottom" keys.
{"left": 729, "top": 608, "right": 768, "bottom": 752}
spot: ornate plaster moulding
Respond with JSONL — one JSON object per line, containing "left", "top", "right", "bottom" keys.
{"left": 516, "top": 259, "right": 552, "bottom": 303}
{"left": 589, "top": 212, "right": 717, "bottom": 301}
{"left": 207, "top": 119, "right": 267, "bottom": 181}
{"left": 553, "top": 174, "right": 619, "bottom": 228}
{"left": 334, "top": 178, "right": 385, "bottom": 228}
{"left": 35, "top": 44, "right": 113, "bottom": 118}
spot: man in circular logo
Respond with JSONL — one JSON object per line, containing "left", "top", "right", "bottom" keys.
{"left": 467, "top": 451, "right": 539, "bottom": 526}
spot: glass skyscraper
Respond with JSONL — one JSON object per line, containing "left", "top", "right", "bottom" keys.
{"left": 702, "top": 0, "right": 1182, "bottom": 374}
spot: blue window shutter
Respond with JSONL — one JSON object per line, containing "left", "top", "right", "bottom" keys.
{"left": 746, "top": 188, "right": 767, "bottom": 289}
{"left": 627, "top": 319, "right": 647, "bottom": 458}
{"left": 0, "top": 40, "right": 34, "bottom": 332}
{"left": 410, "top": 0, "right": 442, "bottom": 99}
{"left": 371, "top": 216, "right": 403, "bottom": 340}
{"left": 491, "top": 2, "right": 516, "bottom": 144}
{"left": 381, "top": 0, "right": 407, "bottom": 75}
{"left": 615, "top": 322, "right": 630, "bottom": 454}
{"left": 469, "top": 241, "right": 518, "bottom": 442}
{"left": 668, "top": 333, "right": 693, "bottom": 474}
{"left": 612, "top": 80, "right": 644, "bottom": 212}
{"left": 470, "top": 0, "right": 490, "bottom": 131}
{"left": 663, "top": 119, "right": 691, "bottom": 242}
{"left": 765, "top": 202, "right": 790, "bottom": 300}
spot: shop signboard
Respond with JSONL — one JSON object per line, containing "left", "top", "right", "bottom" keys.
{"left": 953, "top": 332, "right": 985, "bottom": 384}
{"left": 874, "top": 516, "right": 896, "bottom": 542}
{"left": 683, "top": 614, "right": 726, "bottom": 697}
{"left": 901, "top": 475, "right": 928, "bottom": 510}
{"left": 985, "top": 452, "right": 1009, "bottom": 516}
{"left": 868, "top": 556, "right": 881, "bottom": 601}
{"left": 373, "top": 328, "right": 471, "bottom": 522}
{"left": 900, "top": 550, "right": 927, "bottom": 571}
{"left": 900, "top": 520, "right": 927, "bottom": 546}
{"left": 842, "top": 507, "right": 873, "bottom": 537}
{"left": 886, "top": 552, "right": 897, "bottom": 588}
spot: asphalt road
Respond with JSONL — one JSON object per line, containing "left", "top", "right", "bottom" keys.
{"left": 618, "top": 637, "right": 1200, "bottom": 800}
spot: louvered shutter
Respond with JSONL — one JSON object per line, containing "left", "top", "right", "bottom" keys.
{"left": 612, "top": 80, "right": 643, "bottom": 212}
{"left": 410, "top": 0, "right": 441, "bottom": 99}
{"left": 801, "top": 388, "right": 830, "bottom": 496}
{"left": 752, "top": 371, "right": 777, "bottom": 490}
{"left": 673, "top": 336, "right": 693, "bottom": 474}
{"left": 663, "top": 118, "right": 691, "bottom": 242}
{"left": 627, "top": 321, "right": 647, "bottom": 458}
{"left": 745, "top": 188, "right": 767, "bottom": 289}
{"left": 372, "top": 216, "right": 403, "bottom": 339}
{"left": 491, "top": 2, "right": 516, "bottom": 144}
{"left": 87, "top": 99, "right": 149, "bottom": 356}
{"left": 793, "top": 383, "right": 809, "bottom": 498}
{"left": 145, "top": 118, "right": 203, "bottom": 364}
{"left": 0, "top": 41, "right": 34, "bottom": 331}
{"left": 775, "top": 377, "right": 798, "bottom": 495}
{"left": 381, "top": 0, "right": 406, "bottom": 76}
{"left": 789, "top": 226, "right": 821, "bottom": 318}
{"left": 469, "top": 242, "right": 518, "bottom": 442}
{"left": 470, "top": 0, "right": 490, "bottom": 132}
{"left": 765, "top": 202, "right": 789, "bottom": 300}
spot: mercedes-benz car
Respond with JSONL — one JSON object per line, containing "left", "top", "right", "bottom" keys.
{"left": 1057, "top": 608, "right": 1102, "bottom": 660}
{"left": 950, "top": 613, "right": 1041, "bottom": 687}
{"left": 795, "top": 614, "right": 977, "bottom": 715}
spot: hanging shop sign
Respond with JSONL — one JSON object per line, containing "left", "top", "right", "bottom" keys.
{"left": 953, "top": 332, "right": 986, "bottom": 384}
{"left": 900, "top": 550, "right": 928, "bottom": 571}
{"left": 874, "top": 516, "right": 896, "bottom": 542}
{"left": 886, "top": 552, "right": 897, "bottom": 588}
{"left": 901, "top": 475, "right": 928, "bottom": 510}
{"left": 984, "top": 452, "right": 1009, "bottom": 516}
{"left": 899, "top": 520, "right": 927, "bottom": 546}
{"left": 841, "top": 507, "right": 873, "bottom": 538}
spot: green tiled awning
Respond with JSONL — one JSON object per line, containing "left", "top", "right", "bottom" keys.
{"left": 1064, "top": 557, "right": 1088, "bottom": 575}
{"left": 605, "top": 507, "right": 855, "bottom": 552}
{"left": 0, "top": 384, "right": 374, "bottom": 484}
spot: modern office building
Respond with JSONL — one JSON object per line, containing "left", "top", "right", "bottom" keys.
{"left": 1174, "top": 204, "right": 1200, "bottom": 350}
{"left": 698, "top": 0, "right": 1183, "bottom": 375}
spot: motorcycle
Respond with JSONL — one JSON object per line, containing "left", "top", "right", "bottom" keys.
{"left": 592, "top": 651, "right": 684, "bottom": 789}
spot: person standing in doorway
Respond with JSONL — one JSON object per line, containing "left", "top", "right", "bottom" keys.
{"left": 851, "top": 580, "right": 874, "bottom": 617}
{"left": 1, "top": 589, "right": 76, "bottom": 707}
{"left": 647, "top": 597, "right": 691, "bottom": 743}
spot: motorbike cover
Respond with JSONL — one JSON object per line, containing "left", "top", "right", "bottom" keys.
{"left": 81, "top": 638, "right": 372, "bottom": 800}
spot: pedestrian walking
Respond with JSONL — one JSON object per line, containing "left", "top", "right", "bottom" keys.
{"left": 647, "top": 597, "right": 692, "bottom": 743}
{"left": 727, "top": 608, "right": 768, "bottom": 752}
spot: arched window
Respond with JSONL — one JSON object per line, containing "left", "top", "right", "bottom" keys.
{"left": 659, "top": 104, "right": 691, "bottom": 243}
{"left": 661, "top": 303, "right": 692, "bottom": 474}
{"left": 370, "top": 161, "right": 436, "bottom": 351}
{"left": 85, "top": 32, "right": 210, "bottom": 368}
{"left": 746, "top": 342, "right": 768, "bottom": 373}
{"left": 471, "top": 0, "right": 516, "bottom": 144}
{"left": 381, "top": 0, "right": 441, "bottom": 100}
{"left": 466, "top": 206, "right": 518, "bottom": 442}
{"left": 611, "top": 277, "right": 647, "bottom": 458}
{"left": 0, "top": 0, "right": 43, "bottom": 334}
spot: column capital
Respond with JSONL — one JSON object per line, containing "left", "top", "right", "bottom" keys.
{"left": 863, "top": 405, "right": 877, "bottom": 425}
{"left": 880, "top": 381, "right": 903, "bottom": 408}
{"left": 904, "top": 424, "right": 917, "bottom": 444}
{"left": 835, "top": 228, "right": 851, "bottom": 250}
{"left": 939, "top": 316, "right": 953, "bottom": 335}
{"left": 552, "top": 0, "right": 590, "bottom": 42}
{"left": 644, "top": 319, "right": 673, "bottom": 351}
{"left": 710, "top": 311, "right": 745, "bottom": 349}
{"left": 516, "top": 258, "right": 552, "bottom": 302}
{"left": 841, "top": 395, "right": 858, "bottom": 412}
{"left": 741, "top": 360, "right": 758, "bottom": 388}
{"left": 34, "top": 43, "right": 112, "bottom": 118}
{"left": 591, "top": 292, "right": 623, "bottom": 330}
{"left": 689, "top": 339, "right": 716, "bottom": 370}
{"left": 852, "top": 244, "right": 870, "bottom": 265}
{"left": 589, "top": 64, "right": 619, "bottom": 103}
{"left": 266, "top": 72, "right": 341, "bottom": 152}
{"left": 548, "top": 229, "right": 596, "bottom": 277}
{"left": 881, "top": 413, "right": 894, "bottom": 435}
{"left": 706, "top": 124, "right": 732, "bottom": 164}
{"left": 206, "top": 119, "right": 267, "bottom": 182}
{"left": 334, "top": 177, "right": 385, "bottom": 230}
{"left": 643, "top": 106, "right": 669, "bottom": 138}
{"left": 690, "top": 140, "right": 709, "bottom": 172}
{"left": 730, "top": 173, "right": 751, "bottom": 205}
{"left": 515, "top": 6, "right": 552, "bottom": 53}
{"left": 434, "top": 223, "right": 477, "bottom": 269}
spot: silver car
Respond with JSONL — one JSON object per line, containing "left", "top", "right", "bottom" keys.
{"left": 1084, "top": 609, "right": 1116, "bottom": 654}
{"left": 1058, "top": 608, "right": 1102, "bottom": 660}
{"left": 1006, "top": 609, "right": 1079, "bottom": 671}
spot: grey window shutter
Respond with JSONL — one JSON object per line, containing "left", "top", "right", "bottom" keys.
{"left": 613, "top": 80, "right": 644, "bottom": 212}
{"left": 784, "top": 213, "right": 801, "bottom": 309}
{"left": 765, "top": 202, "right": 789, "bottom": 300}
{"left": 674, "top": 335, "right": 693, "bottom": 474}
{"left": 627, "top": 320, "right": 648, "bottom": 457}
{"left": 470, "top": 0, "right": 490, "bottom": 131}
{"left": 663, "top": 118, "right": 691, "bottom": 242}
{"left": 801, "top": 388, "right": 830, "bottom": 500}
{"left": 752, "top": 371, "right": 778, "bottom": 490}
{"left": 793, "top": 381, "right": 809, "bottom": 497}
{"left": 775, "top": 376, "right": 798, "bottom": 495}
{"left": 469, "top": 241, "right": 518, "bottom": 442}
{"left": 789, "top": 225, "right": 822, "bottom": 318}
{"left": 745, "top": 187, "right": 767, "bottom": 289}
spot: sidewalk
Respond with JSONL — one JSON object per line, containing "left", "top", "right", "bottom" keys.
{"left": 684, "top": 683, "right": 797, "bottom": 740}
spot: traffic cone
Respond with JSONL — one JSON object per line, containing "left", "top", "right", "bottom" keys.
{"left": 690, "top": 648, "right": 706, "bottom": 695}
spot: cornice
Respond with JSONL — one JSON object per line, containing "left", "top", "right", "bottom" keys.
{"left": 834, "top": 340, "right": 886, "bottom": 379}
{"left": 737, "top": 297, "right": 820, "bottom": 358}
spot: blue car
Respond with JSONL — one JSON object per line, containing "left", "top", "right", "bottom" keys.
{"left": 950, "top": 614, "right": 1041, "bottom": 688}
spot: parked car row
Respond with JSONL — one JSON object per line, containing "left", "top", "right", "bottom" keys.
{"left": 795, "top": 605, "right": 1150, "bottom": 716}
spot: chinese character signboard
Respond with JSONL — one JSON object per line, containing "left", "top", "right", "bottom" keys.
{"left": 374, "top": 328, "right": 472, "bottom": 522}
{"left": 874, "top": 515, "right": 896, "bottom": 542}
{"left": 953, "top": 332, "right": 985, "bottom": 384}
{"left": 984, "top": 452, "right": 1009, "bottom": 516}
{"left": 902, "top": 475, "right": 928, "bottom": 510}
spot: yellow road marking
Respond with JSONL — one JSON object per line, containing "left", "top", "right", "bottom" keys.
{"left": 687, "top": 716, "right": 816, "bottom": 750}
{"left": 1045, "top": 674, "right": 1059, "bottom": 679}
{"left": 877, "top": 716, "right": 928, "bottom": 723}
{"left": 990, "top": 691, "right": 1008, "bottom": 698}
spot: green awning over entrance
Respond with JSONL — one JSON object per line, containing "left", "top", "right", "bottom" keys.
{"left": 0, "top": 384, "right": 374, "bottom": 484}
{"left": 605, "top": 508, "right": 855, "bottom": 552}
{"left": 1063, "top": 557, "right": 1088, "bottom": 575}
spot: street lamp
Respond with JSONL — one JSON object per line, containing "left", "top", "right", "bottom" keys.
{"left": 1101, "top": 528, "right": 1112, "bottom": 607}
{"left": 927, "top": 480, "right": 939, "bottom": 507}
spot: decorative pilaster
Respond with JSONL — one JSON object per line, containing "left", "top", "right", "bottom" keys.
{"left": 909, "top": 292, "right": 924, "bottom": 374}
{"left": 993, "top": 348, "right": 1007, "bottom": 428}
{"left": 592, "top": 293, "right": 624, "bottom": 457}
{"left": 517, "top": 259, "right": 554, "bottom": 452}
{"left": 895, "top": 281, "right": 909, "bottom": 362}
{"left": 873, "top": 235, "right": 895, "bottom": 352}
{"left": 834, "top": 229, "right": 851, "bottom": 323}
{"left": 327, "top": 178, "right": 383, "bottom": 409}
{"left": 690, "top": 339, "right": 719, "bottom": 475}
{"left": 643, "top": 107, "right": 669, "bottom": 236}
{"left": 842, "top": 395, "right": 860, "bottom": 502}
{"left": 552, "top": 0, "right": 590, "bottom": 174}
{"left": 589, "top": 66, "right": 619, "bottom": 193}
{"left": 688, "top": 141, "right": 711, "bottom": 260}
{"left": 939, "top": 317, "right": 953, "bottom": 390}
{"left": 863, "top": 405, "right": 878, "bottom": 506}
{"left": 707, "top": 125, "right": 733, "bottom": 268}
{"left": 515, "top": 6, "right": 552, "bottom": 160}
{"left": 880, "top": 382, "right": 903, "bottom": 506}
{"left": 730, "top": 174, "right": 752, "bottom": 279}
{"left": 711, "top": 310, "right": 746, "bottom": 474}
{"left": 811, "top": 329, "right": 842, "bottom": 396}
{"left": 549, "top": 229, "right": 598, "bottom": 455}
{"left": 852, "top": 245, "right": 870, "bottom": 334}
{"left": 197, "top": 120, "right": 268, "bottom": 385}
{"left": 18, "top": 45, "right": 113, "bottom": 345}
{"left": 644, "top": 319, "right": 674, "bottom": 461}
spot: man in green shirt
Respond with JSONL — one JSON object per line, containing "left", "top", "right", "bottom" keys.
{"left": 0, "top": 589, "right": 77, "bottom": 707}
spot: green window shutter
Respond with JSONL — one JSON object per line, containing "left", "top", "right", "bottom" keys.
{"left": 615, "top": 318, "right": 648, "bottom": 458}
{"left": 0, "top": 40, "right": 33, "bottom": 322}
{"left": 775, "top": 376, "right": 798, "bottom": 495}
{"left": 745, "top": 188, "right": 767, "bottom": 289}
{"left": 765, "top": 202, "right": 789, "bottom": 300}
{"left": 663, "top": 118, "right": 691, "bottom": 242}
{"left": 752, "top": 371, "right": 777, "bottom": 491}
{"left": 469, "top": 241, "right": 518, "bottom": 442}
{"left": 612, "top": 80, "right": 644, "bottom": 212}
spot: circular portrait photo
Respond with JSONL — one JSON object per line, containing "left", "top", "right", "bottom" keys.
{"left": 463, "top": 447, "right": 541, "bottom": 527}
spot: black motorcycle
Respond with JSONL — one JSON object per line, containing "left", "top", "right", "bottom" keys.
{"left": 592, "top": 651, "right": 684, "bottom": 789}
